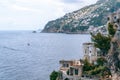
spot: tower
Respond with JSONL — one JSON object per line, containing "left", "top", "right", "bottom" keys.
{"left": 83, "top": 43, "right": 97, "bottom": 63}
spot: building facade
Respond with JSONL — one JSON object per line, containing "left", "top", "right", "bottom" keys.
{"left": 83, "top": 42, "right": 98, "bottom": 63}
{"left": 58, "top": 60, "right": 83, "bottom": 80}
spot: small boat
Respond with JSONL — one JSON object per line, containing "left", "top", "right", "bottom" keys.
{"left": 27, "top": 43, "right": 30, "bottom": 46}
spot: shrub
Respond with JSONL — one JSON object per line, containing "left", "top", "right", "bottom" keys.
{"left": 108, "top": 23, "right": 116, "bottom": 37}
{"left": 83, "top": 59, "right": 95, "bottom": 73}
{"left": 50, "top": 71, "right": 59, "bottom": 80}
{"left": 96, "top": 57, "right": 107, "bottom": 66}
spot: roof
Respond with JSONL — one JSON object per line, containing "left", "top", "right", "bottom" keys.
{"left": 60, "top": 60, "right": 73, "bottom": 63}
{"left": 59, "top": 60, "right": 83, "bottom": 67}
{"left": 83, "top": 42, "right": 94, "bottom": 45}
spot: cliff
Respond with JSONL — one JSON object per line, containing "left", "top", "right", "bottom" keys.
{"left": 42, "top": 0, "right": 120, "bottom": 33}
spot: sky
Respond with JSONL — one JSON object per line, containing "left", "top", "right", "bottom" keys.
{"left": 0, "top": 0, "right": 98, "bottom": 30}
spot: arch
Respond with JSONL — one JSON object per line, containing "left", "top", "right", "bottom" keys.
{"left": 64, "top": 78, "right": 69, "bottom": 80}
{"left": 107, "top": 17, "right": 110, "bottom": 21}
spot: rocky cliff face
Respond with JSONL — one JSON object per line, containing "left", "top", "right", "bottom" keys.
{"left": 42, "top": 0, "right": 120, "bottom": 33}
{"left": 107, "top": 41, "right": 120, "bottom": 79}
{"left": 106, "top": 8, "right": 120, "bottom": 79}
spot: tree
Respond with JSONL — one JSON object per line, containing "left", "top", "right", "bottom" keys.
{"left": 108, "top": 23, "right": 116, "bottom": 37}
{"left": 91, "top": 32, "right": 111, "bottom": 56}
{"left": 83, "top": 58, "right": 95, "bottom": 73}
{"left": 96, "top": 57, "right": 107, "bottom": 66}
{"left": 50, "top": 71, "right": 59, "bottom": 80}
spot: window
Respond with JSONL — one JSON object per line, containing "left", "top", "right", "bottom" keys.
{"left": 63, "top": 64, "right": 69, "bottom": 67}
{"left": 117, "top": 19, "right": 120, "bottom": 23}
{"left": 75, "top": 69, "right": 78, "bottom": 75}
{"left": 66, "top": 64, "right": 69, "bottom": 67}
{"left": 85, "top": 50, "right": 86, "bottom": 54}
{"left": 114, "top": 16, "right": 117, "bottom": 20}
{"left": 90, "top": 51, "right": 91, "bottom": 53}
{"left": 70, "top": 67, "right": 74, "bottom": 75}
{"left": 63, "top": 64, "right": 66, "bottom": 67}
{"left": 107, "top": 17, "right": 110, "bottom": 21}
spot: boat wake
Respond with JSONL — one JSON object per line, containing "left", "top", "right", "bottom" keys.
{"left": 3, "top": 46, "right": 21, "bottom": 51}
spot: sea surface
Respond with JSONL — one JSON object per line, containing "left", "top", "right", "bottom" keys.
{"left": 0, "top": 31, "right": 91, "bottom": 80}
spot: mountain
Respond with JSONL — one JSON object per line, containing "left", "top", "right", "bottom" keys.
{"left": 42, "top": 0, "right": 120, "bottom": 33}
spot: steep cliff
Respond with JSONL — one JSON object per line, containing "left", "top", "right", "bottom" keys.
{"left": 42, "top": 0, "right": 120, "bottom": 33}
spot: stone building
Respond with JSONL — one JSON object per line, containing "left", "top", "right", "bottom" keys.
{"left": 58, "top": 60, "right": 83, "bottom": 80}
{"left": 83, "top": 42, "right": 98, "bottom": 63}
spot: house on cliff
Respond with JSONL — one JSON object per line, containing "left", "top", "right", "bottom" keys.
{"left": 58, "top": 42, "right": 100, "bottom": 80}
{"left": 58, "top": 60, "right": 83, "bottom": 80}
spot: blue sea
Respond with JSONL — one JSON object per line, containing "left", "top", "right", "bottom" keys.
{"left": 0, "top": 31, "right": 91, "bottom": 80}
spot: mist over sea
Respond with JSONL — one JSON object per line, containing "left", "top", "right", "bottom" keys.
{"left": 0, "top": 31, "right": 91, "bottom": 80}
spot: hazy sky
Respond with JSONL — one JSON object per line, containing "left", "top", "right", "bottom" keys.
{"left": 0, "top": 0, "right": 97, "bottom": 30}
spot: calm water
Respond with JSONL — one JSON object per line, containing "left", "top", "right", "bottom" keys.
{"left": 0, "top": 31, "right": 91, "bottom": 80}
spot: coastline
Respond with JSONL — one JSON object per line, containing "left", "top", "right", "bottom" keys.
{"left": 40, "top": 31, "right": 89, "bottom": 34}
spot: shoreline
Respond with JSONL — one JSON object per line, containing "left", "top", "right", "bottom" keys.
{"left": 40, "top": 31, "right": 90, "bottom": 34}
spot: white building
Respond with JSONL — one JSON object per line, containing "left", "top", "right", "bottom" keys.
{"left": 83, "top": 42, "right": 98, "bottom": 63}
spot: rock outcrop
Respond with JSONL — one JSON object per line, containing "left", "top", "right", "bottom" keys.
{"left": 106, "top": 9, "right": 120, "bottom": 79}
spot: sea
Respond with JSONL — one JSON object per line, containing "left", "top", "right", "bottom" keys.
{"left": 0, "top": 31, "right": 91, "bottom": 80}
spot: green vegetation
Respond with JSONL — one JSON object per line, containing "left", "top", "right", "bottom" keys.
{"left": 88, "top": 66, "right": 111, "bottom": 77}
{"left": 62, "top": 25, "right": 70, "bottom": 31}
{"left": 83, "top": 59, "right": 95, "bottom": 72}
{"left": 91, "top": 32, "right": 111, "bottom": 56}
{"left": 90, "top": 15, "right": 104, "bottom": 26}
{"left": 50, "top": 71, "right": 59, "bottom": 80}
{"left": 83, "top": 58, "right": 111, "bottom": 77}
{"left": 67, "top": 70, "right": 69, "bottom": 75}
{"left": 76, "top": 26, "right": 89, "bottom": 31}
{"left": 84, "top": 27, "right": 114, "bottom": 78}
{"left": 96, "top": 57, "right": 107, "bottom": 66}
{"left": 108, "top": 23, "right": 116, "bottom": 37}
{"left": 43, "top": 0, "right": 120, "bottom": 33}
